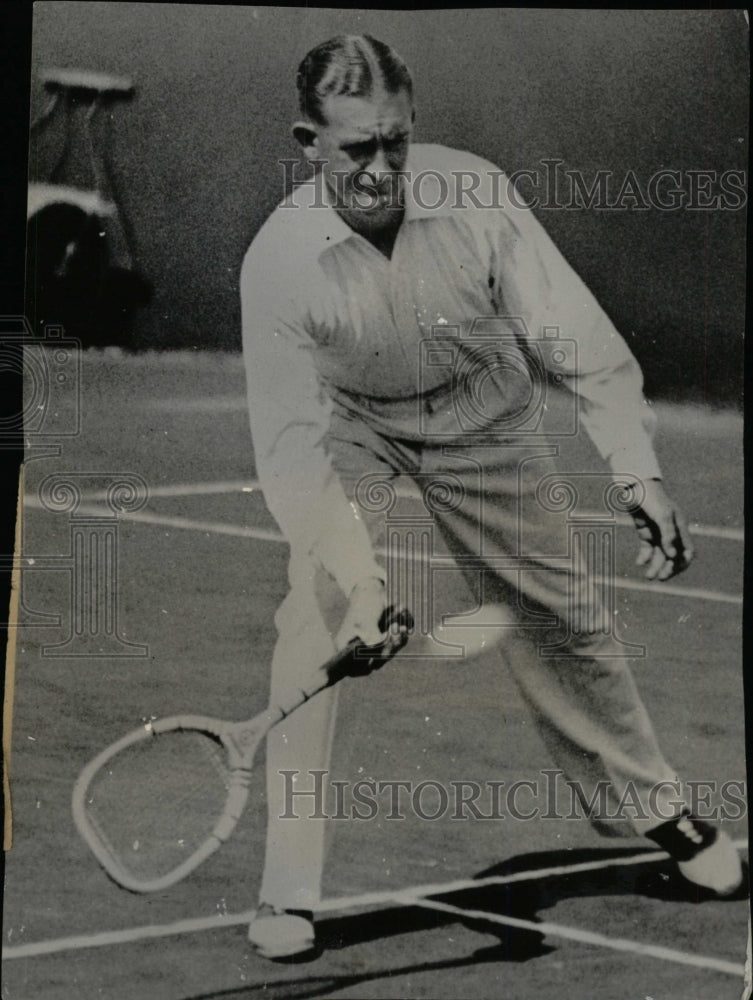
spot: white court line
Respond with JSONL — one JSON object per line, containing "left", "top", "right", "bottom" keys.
{"left": 4, "top": 839, "right": 747, "bottom": 961}
{"left": 22, "top": 497, "right": 283, "bottom": 545}
{"left": 22, "top": 496, "right": 743, "bottom": 606}
{"left": 398, "top": 894, "right": 745, "bottom": 978}
{"left": 594, "top": 512, "right": 742, "bottom": 543}
{"left": 686, "top": 523, "right": 743, "bottom": 542}
{"left": 65, "top": 480, "right": 261, "bottom": 500}
{"left": 314, "top": 848, "right": 689, "bottom": 912}
{"left": 32, "top": 479, "right": 742, "bottom": 543}
{"left": 147, "top": 396, "right": 248, "bottom": 412}
{"left": 595, "top": 575, "right": 741, "bottom": 606}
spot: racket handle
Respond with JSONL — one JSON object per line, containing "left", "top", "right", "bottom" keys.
{"left": 264, "top": 676, "right": 333, "bottom": 726}
{"left": 266, "top": 606, "right": 413, "bottom": 724}
{"left": 264, "top": 646, "right": 361, "bottom": 724}
{"left": 326, "top": 605, "right": 413, "bottom": 683}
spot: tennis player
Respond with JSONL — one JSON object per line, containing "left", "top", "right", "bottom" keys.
{"left": 241, "top": 35, "right": 743, "bottom": 959}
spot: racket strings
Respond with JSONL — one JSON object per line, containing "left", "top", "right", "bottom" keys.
{"left": 81, "top": 730, "right": 234, "bottom": 884}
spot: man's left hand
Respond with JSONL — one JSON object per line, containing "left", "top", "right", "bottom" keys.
{"left": 629, "top": 478, "right": 694, "bottom": 581}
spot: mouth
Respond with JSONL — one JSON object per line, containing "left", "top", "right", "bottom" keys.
{"left": 354, "top": 186, "right": 404, "bottom": 212}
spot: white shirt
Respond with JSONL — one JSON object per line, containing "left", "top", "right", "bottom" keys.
{"left": 241, "top": 144, "right": 661, "bottom": 593}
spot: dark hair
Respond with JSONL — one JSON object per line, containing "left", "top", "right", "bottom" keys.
{"left": 296, "top": 35, "right": 413, "bottom": 125}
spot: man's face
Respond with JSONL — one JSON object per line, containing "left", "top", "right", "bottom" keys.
{"left": 305, "top": 86, "right": 414, "bottom": 235}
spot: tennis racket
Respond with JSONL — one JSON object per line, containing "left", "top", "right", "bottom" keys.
{"left": 72, "top": 606, "right": 413, "bottom": 893}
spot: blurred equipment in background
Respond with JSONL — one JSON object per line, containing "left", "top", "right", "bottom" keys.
{"left": 26, "top": 68, "right": 152, "bottom": 348}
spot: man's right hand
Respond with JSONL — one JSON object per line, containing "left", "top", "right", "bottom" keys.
{"left": 336, "top": 576, "right": 388, "bottom": 649}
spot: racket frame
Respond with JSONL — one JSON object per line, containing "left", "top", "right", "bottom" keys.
{"left": 72, "top": 715, "right": 257, "bottom": 893}
{"left": 72, "top": 608, "right": 412, "bottom": 893}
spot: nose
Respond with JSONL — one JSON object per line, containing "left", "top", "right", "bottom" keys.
{"left": 363, "top": 145, "right": 391, "bottom": 183}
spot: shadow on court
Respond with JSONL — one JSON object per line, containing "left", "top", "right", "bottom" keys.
{"left": 182, "top": 846, "right": 748, "bottom": 1000}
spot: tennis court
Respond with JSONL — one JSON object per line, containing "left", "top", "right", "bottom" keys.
{"left": 3, "top": 349, "right": 746, "bottom": 999}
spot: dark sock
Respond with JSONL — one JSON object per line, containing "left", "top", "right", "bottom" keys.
{"left": 645, "top": 809, "right": 718, "bottom": 862}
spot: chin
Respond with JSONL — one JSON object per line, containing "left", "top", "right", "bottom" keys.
{"left": 356, "top": 206, "right": 403, "bottom": 231}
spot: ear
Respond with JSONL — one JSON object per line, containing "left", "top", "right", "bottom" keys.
{"left": 292, "top": 120, "right": 320, "bottom": 157}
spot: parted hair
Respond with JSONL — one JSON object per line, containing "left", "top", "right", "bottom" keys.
{"left": 296, "top": 35, "right": 413, "bottom": 124}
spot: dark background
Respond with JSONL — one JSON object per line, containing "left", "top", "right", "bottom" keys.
{"left": 29, "top": 4, "right": 748, "bottom": 402}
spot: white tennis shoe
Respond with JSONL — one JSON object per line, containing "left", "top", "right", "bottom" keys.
{"left": 248, "top": 903, "right": 316, "bottom": 959}
{"left": 646, "top": 811, "right": 744, "bottom": 896}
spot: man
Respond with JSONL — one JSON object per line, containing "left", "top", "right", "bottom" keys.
{"left": 241, "top": 35, "right": 742, "bottom": 959}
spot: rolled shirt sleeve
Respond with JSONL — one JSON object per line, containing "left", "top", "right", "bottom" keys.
{"left": 241, "top": 248, "right": 385, "bottom": 595}
{"left": 489, "top": 172, "right": 662, "bottom": 483}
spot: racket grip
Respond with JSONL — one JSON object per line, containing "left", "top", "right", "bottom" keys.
{"left": 327, "top": 605, "right": 414, "bottom": 683}
{"left": 265, "top": 670, "right": 339, "bottom": 725}
{"left": 264, "top": 607, "right": 413, "bottom": 727}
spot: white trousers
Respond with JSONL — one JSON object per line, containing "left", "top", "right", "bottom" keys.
{"left": 259, "top": 419, "right": 684, "bottom": 911}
